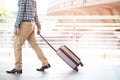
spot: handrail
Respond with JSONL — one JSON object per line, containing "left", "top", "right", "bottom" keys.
{"left": 0, "top": 16, "right": 120, "bottom": 51}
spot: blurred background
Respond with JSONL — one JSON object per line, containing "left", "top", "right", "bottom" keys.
{"left": 0, "top": 0, "right": 120, "bottom": 80}
{"left": 0, "top": 0, "right": 120, "bottom": 61}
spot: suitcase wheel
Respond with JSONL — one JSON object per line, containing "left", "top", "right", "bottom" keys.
{"left": 79, "top": 62, "right": 84, "bottom": 67}
{"left": 74, "top": 67, "right": 79, "bottom": 72}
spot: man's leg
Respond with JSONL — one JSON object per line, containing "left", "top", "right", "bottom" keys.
{"left": 27, "top": 31, "right": 51, "bottom": 71}
{"left": 14, "top": 22, "right": 33, "bottom": 69}
{"left": 27, "top": 31, "right": 49, "bottom": 66}
{"left": 14, "top": 36, "right": 23, "bottom": 70}
{"left": 6, "top": 22, "right": 33, "bottom": 74}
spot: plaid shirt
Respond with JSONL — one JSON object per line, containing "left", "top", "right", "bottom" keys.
{"left": 15, "top": 0, "right": 41, "bottom": 29}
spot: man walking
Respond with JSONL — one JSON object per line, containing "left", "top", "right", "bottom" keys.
{"left": 6, "top": 0, "right": 50, "bottom": 74}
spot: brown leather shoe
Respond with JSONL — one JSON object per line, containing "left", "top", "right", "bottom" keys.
{"left": 36, "top": 64, "right": 51, "bottom": 71}
{"left": 6, "top": 69, "right": 22, "bottom": 74}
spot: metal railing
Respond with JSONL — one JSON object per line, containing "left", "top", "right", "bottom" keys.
{"left": 0, "top": 16, "right": 120, "bottom": 52}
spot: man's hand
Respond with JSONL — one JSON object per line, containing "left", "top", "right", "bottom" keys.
{"left": 14, "top": 28, "right": 19, "bottom": 36}
{"left": 37, "top": 29, "right": 41, "bottom": 35}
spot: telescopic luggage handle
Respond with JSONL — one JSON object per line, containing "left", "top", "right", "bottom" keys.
{"left": 39, "top": 34, "right": 57, "bottom": 52}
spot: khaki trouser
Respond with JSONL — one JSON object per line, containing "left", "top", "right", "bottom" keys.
{"left": 14, "top": 22, "right": 48, "bottom": 69}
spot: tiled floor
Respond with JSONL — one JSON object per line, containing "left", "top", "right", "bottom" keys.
{"left": 0, "top": 49, "right": 120, "bottom": 80}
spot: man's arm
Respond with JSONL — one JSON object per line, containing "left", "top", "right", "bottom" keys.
{"left": 34, "top": 1, "right": 41, "bottom": 30}
{"left": 14, "top": 1, "right": 25, "bottom": 35}
{"left": 14, "top": 1, "right": 25, "bottom": 29}
{"left": 34, "top": 2, "right": 41, "bottom": 34}
{"left": 35, "top": 13, "right": 41, "bottom": 34}
{"left": 34, "top": 12, "right": 41, "bottom": 30}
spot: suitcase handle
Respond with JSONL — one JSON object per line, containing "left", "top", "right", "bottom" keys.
{"left": 39, "top": 34, "right": 57, "bottom": 52}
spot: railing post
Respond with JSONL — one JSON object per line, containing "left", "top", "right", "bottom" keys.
{"left": 73, "top": 19, "right": 76, "bottom": 48}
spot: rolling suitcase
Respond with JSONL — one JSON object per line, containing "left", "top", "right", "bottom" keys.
{"left": 39, "top": 34, "right": 83, "bottom": 72}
